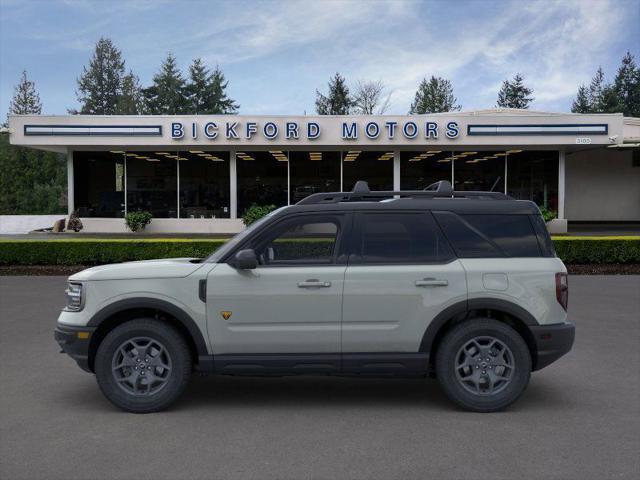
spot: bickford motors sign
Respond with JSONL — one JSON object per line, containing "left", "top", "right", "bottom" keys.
{"left": 171, "top": 119, "right": 461, "bottom": 141}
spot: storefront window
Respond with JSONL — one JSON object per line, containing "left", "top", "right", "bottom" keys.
{"left": 237, "top": 150, "right": 288, "bottom": 215}
{"left": 342, "top": 150, "right": 394, "bottom": 191}
{"left": 178, "top": 151, "right": 230, "bottom": 218}
{"left": 289, "top": 151, "right": 340, "bottom": 203}
{"left": 507, "top": 150, "right": 558, "bottom": 210}
{"left": 73, "top": 151, "right": 125, "bottom": 217}
{"left": 126, "top": 152, "right": 177, "bottom": 218}
{"left": 453, "top": 151, "right": 505, "bottom": 192}
{"left": 401, "top": 151, "right": 453, "bottom": 190}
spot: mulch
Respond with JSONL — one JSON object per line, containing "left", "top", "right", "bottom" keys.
{"left": 1, "top": 264, "right": 639, "bottom": 276}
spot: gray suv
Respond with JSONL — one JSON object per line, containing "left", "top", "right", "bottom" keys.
{"left": 55, "top": 180, "right": 575, "bottom": 413}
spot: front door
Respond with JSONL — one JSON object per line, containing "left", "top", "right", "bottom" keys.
{"left": 206, "top": 213, "right": 349, "bottom": 372}
{"left": 341, "top": 212, "right": 467, "bottom": 373}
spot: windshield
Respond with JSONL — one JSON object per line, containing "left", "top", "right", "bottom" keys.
{"left": 205, "top": 206, "right": 289, "bottom": 263}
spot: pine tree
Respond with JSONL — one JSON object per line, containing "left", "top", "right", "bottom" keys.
{"left": 8, "top": 70, "right": 42, "bottom": 116}
{"left": 185, "top": 59, "right": 239, "bottom": 114}
{"left": 207, "top": 65, "right": 239, "bottom": 114}
{"left": 315, "top": 73, "right": 353, "bottom": 115}
{"left": 496, "top": 74, "right": 534, "bottom": 109}
{"left": 587, "top": 67, "right": 607, "bottom": 112}
{"left": 143, "top": 53, "right": 188, "bottom": 114}
{"left": 613, "top": 51, "right": 640, "bottom": 117}
{"left": 409, "top": 76, "right": 460, "bottom": 114}
{"left": 75, "top": 37, "right": 126, "bottom": 114}
{"left": 116, "top": 71, "right": 144, "bottom": 114}
{"left": 571, "top": 85, "right": 591, "bottom": 113}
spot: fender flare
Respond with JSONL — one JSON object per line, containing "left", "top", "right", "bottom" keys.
{"left": 87, "top": 297, "right": 208, "bottom": 356}
{"left": 419, "top": 298, "right": 539, "bottom": 353}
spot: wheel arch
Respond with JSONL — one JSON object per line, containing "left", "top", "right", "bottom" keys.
{"left": 86, "top": 298, "right": 208, "bottom": 373}
{"left": 421, "top": 298, "right": 539, "bottom": 372}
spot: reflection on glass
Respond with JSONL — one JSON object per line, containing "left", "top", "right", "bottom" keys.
{"left": 342, "top": 150, "right": 393, "bottom": 191}
{"left": 507, "top": 150, "right": 558, "bottom": 210}
{"left": 178, "top": 151, "right": 230, "bottom": 218}
{"left": 126, "top": 152, "right": 177, "bottom": 218}
{"left": 237, "top": 151, "right": 288, "bottom": 215}
{"left": 400, "top": 151, "right": 452, "bottom": 190}
{"left": 289, "top": 151, "right": 340, "bottom": 203}
{"left": 453, "top": 151, "right": 505, "bottom": 192}
{"left": 73, "top": 151, "right": 125, "bottom": 217}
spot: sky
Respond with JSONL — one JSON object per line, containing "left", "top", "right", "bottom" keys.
{"left": 0, "top": 0, "right": 638, "bottom": 117}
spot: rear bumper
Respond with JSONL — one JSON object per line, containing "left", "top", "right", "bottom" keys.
{"left": 530, "top": 322, "right": 575, "bottom": 371}
{"left": 54, "top": 324, "right": 96, "bottom": 373}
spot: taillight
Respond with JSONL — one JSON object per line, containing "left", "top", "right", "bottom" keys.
{"left": 555, "top": 272, "right": 568, "bottom": 311}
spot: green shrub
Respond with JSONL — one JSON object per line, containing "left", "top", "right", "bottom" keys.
{"left": 538, "top": 205, "right": 557, "bottom": 222}
{"left": 242, "top": 204, "right": 276, "bottom": 226}
{"left": 551, "top": 237, "right": 640, "bottom": 264}
{"left": 125, "top": 211, "right": 153, "bottom": 232}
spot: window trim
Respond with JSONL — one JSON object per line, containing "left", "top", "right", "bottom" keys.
{"left": 348, "top": 211, "right": 457, "bottom": 266}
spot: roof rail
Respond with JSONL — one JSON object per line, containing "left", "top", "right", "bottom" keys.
{"left": 296, "top": 180, "right": 511, "bottom": 205}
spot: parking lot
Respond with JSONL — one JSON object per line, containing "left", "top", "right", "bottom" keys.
{"left": 1, "top": 275, "right": 638, "bottom": 480}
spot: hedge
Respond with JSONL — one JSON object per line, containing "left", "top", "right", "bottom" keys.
{"left": 0, "top": 237, "right": 638, "bottom": 266}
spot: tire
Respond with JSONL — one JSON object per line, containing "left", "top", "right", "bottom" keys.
{"left": 95, "top": 318, "right": 192, "bottom": 413}
{"left": 435, "top": 318, "right": 531, "bottom": 412}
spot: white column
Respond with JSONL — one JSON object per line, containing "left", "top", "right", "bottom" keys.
{"left": 230, "top": 150, "right": 237, "bottom": 219}
{"left": 287, "top": 151, "right": 291, "bottom": 205}
{"left": 176, "top": 159, "right": 180, "bottom": 219}
{"left": 558, "top": 149, "right": 566, "bottom": 220}
{"left": 504, "top": 153, "right": 508, "bottom": 195}
{"left": 393, "top": 150, "right": 401, "bottom": 191}
{"left": 66, "top": 149, "right": 74, "bottom": 216}
{"left": 340, "top": 151, "right": 344, "bottom": 192}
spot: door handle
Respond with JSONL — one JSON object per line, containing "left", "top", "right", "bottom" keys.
{"left": 297, "top": 279, "right": 332, "bottom": 288}
{"left": 415, "top": 278, "right": 448, "bottom": 287}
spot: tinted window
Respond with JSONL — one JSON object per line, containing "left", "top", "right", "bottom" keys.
{"left": 434, "top": 212, "right": 541, "bottom": 257}
{"left": 256, "top": 217, "right": 339, "bottom": 265}
{"left": 530, "top": 214, "right": 556, "bottom": 257}
{"left": 354, "top": 213, "right": 454, "bottom": 264}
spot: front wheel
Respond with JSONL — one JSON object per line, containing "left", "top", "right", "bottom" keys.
{"left": 95, "top": 319, "right": 192, "bottom": 413}
{"left": 435, "top": 318, "right": 531, "bottom": 412}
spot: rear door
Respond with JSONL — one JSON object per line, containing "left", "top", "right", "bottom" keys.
{"left": 341, "top": 211, "right": 467, "bottom": 367}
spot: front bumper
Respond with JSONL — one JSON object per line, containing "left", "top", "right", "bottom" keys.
{"left": 54, "top": 324, "right": 96, "bottom": 373}
{"left": 530, "top": 322, "right": 575, "bottom": 371}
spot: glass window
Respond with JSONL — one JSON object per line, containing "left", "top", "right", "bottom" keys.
{"left": 255, "top": 217, "right": 339, "bottom": 265}
{"left": 237, "top": 151, "right": 287, "bottom": 216}
{"left": 354, "top": 213, "right": 454, "bottom": 264}
{"left": 434, "top": 211, "right": 502, "bottom": 258}
{"left": 507, "top": 150, "right": 558, "bottom": 211}
{"left": 126, "top": 152, "right": 177, "bottom": 218}
{"left": 401, "top": 151, "right": 452, "bottom": 190}
{"left": 289, "top": 151, "right": 340, "bottom": 203}
{"left": 178, "top": 151, "right": 230, "bottom": 218}
{"left": 460, "top": 214, "right": 540, "bottom": 257}
{"left": 343, "top": 150, "right": 393, "bottom": 192}
{"left": 453, "top": 151, "right": 505, "bottom": 192}
{"left": 73, "top": 151, "right": 125, "bottom": 218}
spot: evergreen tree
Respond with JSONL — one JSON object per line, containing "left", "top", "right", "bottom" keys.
{"left": 8, "top": 70, "right": 42, "bottom": 116}
{"left": 409, "top": 76, "right": 460, "bottom": 114}
{"left": 185, "top": 59, "right": 239, "bottom": 114}
{"left": 613, "top": 51, "right": 640, "bottom": 117}
{"left": 315, "top": 73, "right": 353, "bottom": 115}
{"left": 143, "top": 53, "right": 188, "bottom": 114}
{"left": 75, "top": 37, "right": 126, "bottom": 114}
{"left": 116, "top": 71, "right": 144, "bottom": 115}
{"left": 587, "top": 67, "right": 607, "bottom": 112}
{"left": 571, "top": 85, "right": 591, "bottom": 113}
{"left": 496, "top": 73, "right": 534, "bottom": 109}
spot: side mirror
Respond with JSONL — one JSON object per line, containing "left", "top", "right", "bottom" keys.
{"left": 232, "top": 249, "right": 258, "bottom": 270}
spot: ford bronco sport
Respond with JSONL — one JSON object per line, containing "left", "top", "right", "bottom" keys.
{"left": 55, "top": 180, "right": 575, "bottom": 413}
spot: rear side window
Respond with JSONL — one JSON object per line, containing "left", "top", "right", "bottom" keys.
{"left": 530, "top": 214, "right": 556, "bottom": 257}
{"left": 434, "top": 212, "right": 541, "bottom": 258}
{"left": 352, "top": 212, "right": 454, "bottom": 264}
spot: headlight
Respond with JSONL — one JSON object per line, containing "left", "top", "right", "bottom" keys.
{"left": 64, "top": 282, "right": 84, "bottom": 311}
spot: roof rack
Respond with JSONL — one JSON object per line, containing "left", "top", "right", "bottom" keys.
{"left": 296, "top": 180, "right": 511, "bottom": 205}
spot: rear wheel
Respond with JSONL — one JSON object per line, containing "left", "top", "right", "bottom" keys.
{"left": 435, "top": 318, "right": 531, "bottom": 412}
{"left": 95, "top": 319, "right": 192, "bottom": 413}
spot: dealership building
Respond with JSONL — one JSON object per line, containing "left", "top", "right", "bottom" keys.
{"left": 8, "top": 109, "right": 640, "bottom": 234}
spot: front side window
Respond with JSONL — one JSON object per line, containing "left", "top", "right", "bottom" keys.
{"left": 353, "top": 212, "right": 454, "bottom": 264}
{"left": 253, "top": 216, "right": 340, "bottom": 266}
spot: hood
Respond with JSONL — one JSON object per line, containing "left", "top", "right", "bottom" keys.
{"left": 69, "top": 258, "right": 205, "bottom": 281}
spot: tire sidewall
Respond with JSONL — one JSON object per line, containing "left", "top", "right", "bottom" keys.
{"left": 95, "top": 319, "right": 191, "bottom": 413}
{"left": 436, "top": 319, "right": 531, "bottom": 412}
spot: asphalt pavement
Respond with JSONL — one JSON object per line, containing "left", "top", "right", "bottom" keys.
{"left": 1, "top": 275, "right": 639, "bottom": 480}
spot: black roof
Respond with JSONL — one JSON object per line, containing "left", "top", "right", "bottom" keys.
{"left": 281, "top": 180, "right": 540, "bottom": 216}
